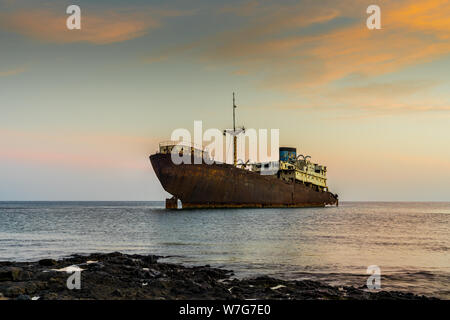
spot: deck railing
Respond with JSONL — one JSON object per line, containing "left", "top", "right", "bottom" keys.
{"left": 159, "top": 140, "right": 205, "bottom": 152}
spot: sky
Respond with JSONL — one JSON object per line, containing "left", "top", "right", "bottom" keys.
{"left": 0, "top": 0, "right": 449, "bottom": 201}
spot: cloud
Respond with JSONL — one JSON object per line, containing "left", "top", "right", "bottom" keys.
{"left": 318, "top": 80, "right": 448, "bottom": 113}
{"left": 387, "top": 0, "right": 450, "bottom": 40}
{"left": 152, "top": 0, "right": 449, "bottom": 116}
{"left": 253, "top": 79, "right": 450, "bottom": 118}
{"left": 145, "top": 0, "right": 450, "bottom": 94}
{"left": 0, "top": 6, "right": 192, "bottom": 44}
{"left": 0, "top": 66, "right": 26, "bottom": 76}
{"left": 142, "top": 0, "right": 341, "bottom": 64}
{"left": 216, "top": 0, "right": 450, "bottom": 88}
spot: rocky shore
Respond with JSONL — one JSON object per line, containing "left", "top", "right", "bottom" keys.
{"left": 0, "top": 252, "right": 435, "bottom": 300}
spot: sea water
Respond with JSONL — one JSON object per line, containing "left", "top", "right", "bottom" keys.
{"left": 0, "top": 201, "right": 448, "bottom": 298}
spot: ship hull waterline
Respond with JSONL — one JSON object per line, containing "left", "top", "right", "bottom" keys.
{"left": 150, "top": 153, "right": 338, "bottom": 209}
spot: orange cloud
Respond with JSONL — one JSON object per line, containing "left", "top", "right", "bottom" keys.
{"left": 387, "top": 0, "right": 450, "bottom": 39}
{"left": 184, "top": 0, "right": 450, "bottom": 116}
{"left": 0, "top": 66, "right": 26, "bottom": 76}
{"left": 151, "top": 0, "right": 450, "bottom": 94}
{"left": 0, "top": 7, "right": 191, "bottom": 44}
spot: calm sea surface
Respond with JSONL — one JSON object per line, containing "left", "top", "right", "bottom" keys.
{"left": 0, "top": 201, "right": 449, "bottom": 298}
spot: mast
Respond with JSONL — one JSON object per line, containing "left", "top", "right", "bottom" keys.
{"left": 233, "top": 92, "right": 237, "bottom": 166}
{"left": 224, "top": 93, "right": 245, "bottom": 167}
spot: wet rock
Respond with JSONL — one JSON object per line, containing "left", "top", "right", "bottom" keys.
{"left": 16, "top": 294, "right": 31, "bottom": 300}
{"left": 143, "top": 268, "right": 163, "bottom": 279}
{"left": 38, "top": 259, "right": 57, "bottom": 266}
{"left": 25, "top": 281, "right": 48, "bottom": 293}
{"left": 107, "top": 252, "right": 123, "bottom": 257}
{"left": 0, "top": 252, "right": 438, "bottom": 300}
{"left": 112, "top": 289, "right": 122, "bottom": 297}
{"left": 0, "top": 267, "right": 19, "bottom": 281}
{"left": 85, "top": 262, "right": 104, "bottom": 271}
{"left": 0, "top": 267, "right": 30, "bottom": 281}
{"left": 5, "top": 285, "right": 26, "bottom": 297}
{"left": 41, "top": 292, "right": 59, "bottom": 300}
{"left": 142, "top": 255, "right": 159, "bottom": 265}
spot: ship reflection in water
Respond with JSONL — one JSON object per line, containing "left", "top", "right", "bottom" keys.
{"left": 0, "top": 201, "right": 449, "bottom": 298}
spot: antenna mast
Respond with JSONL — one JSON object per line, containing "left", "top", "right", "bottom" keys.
{"left": 233, "top": 92, "right": 237, "bottom": 166}
{"left": 224, "top": 92, "right": 245, "bottom": 167}
{"left": 233, "top": 92, "right": 236, "bottom": 132}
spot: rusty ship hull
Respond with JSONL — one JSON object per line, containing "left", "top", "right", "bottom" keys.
{"left": 150, "top": 153, "right": 338, "bottom": 209}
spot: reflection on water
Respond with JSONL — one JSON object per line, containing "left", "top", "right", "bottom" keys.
{"left": 0, "top": 201, "right": 449, "bottom": 298}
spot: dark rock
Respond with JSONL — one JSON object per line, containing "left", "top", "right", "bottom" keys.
{"left": 0, "top": 252, "right": 438, "bottom": 300}
{"left": 41, "top": 293, "right": 59, "bottom": 300}
{"left": 5, "top": 285, "right": 26, "bottom": 297}
{"left": 0, "top": 267, "right": 30, "bottom": 281}
{"left": 107, "top": 252, "right": 123, "bottom": 257}
{"left": 16, "top": 294, "right": 31, "bottom": 300}
{"left": 25, "top": 281, "right": 48, "bottom": 293}
{"left": 38, "top": 259, "right": 57, "bottom": 266}
{"left": 112, "top": 289, "right": 122, "bottom": 297}
{"left": 85, "top": 262, "right": 104, "bottom": 271}
{"left": 142, "top": 255, "right": 158, "bottom": 265}
{"left": 145, "top": 269, "right": 163, "bottom": 279}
